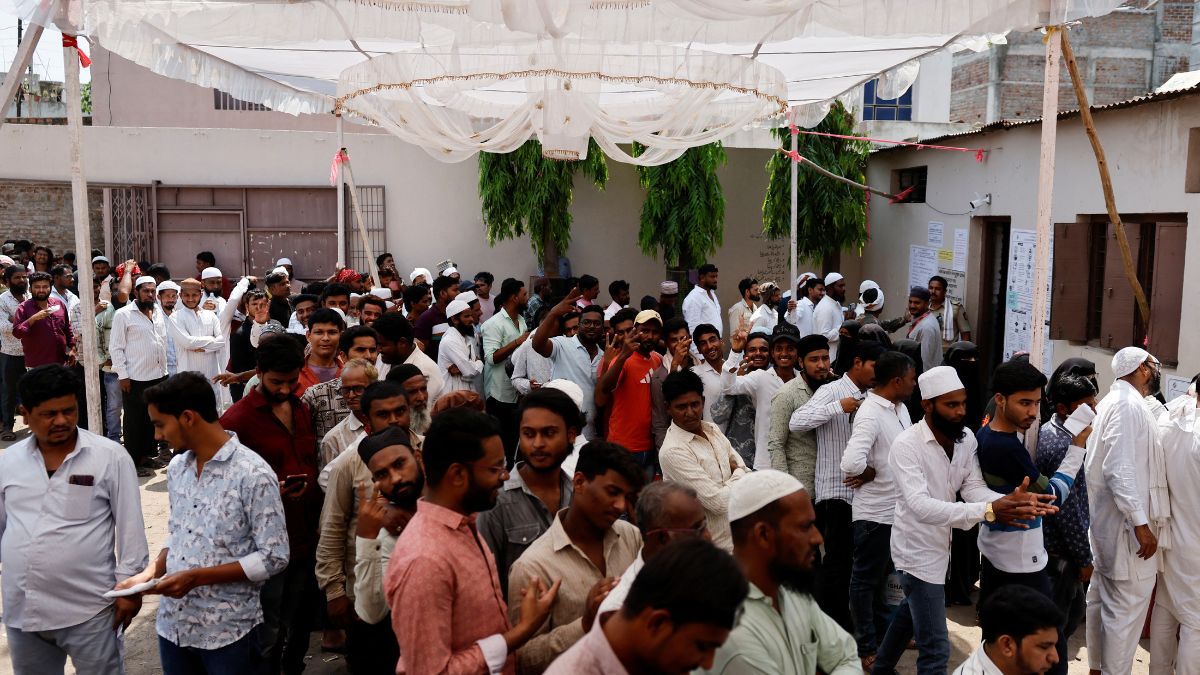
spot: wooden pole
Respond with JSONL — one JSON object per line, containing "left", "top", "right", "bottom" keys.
{"left": 0, "top": 22, "right": 44, "bottom": 131}
{"left": 1060, "top": 29, "right": 1152, "bottom": 327}
{"left": 64, "top": 35, "right": 102, "bottom": 432}
{"left": 789, "top": 112, "right": 798, "bottom": 299}
{"left": 1028, "top": 26, "right": 1061, "bottom": 374}
{"left": 335, "top": 114, "right": 346, "bottom": 268}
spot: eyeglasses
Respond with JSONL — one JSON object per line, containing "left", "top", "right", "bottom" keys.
{"left": 339, "top": 385, "right": 367, "bottom": 396}
{"left": 645, "top": 521, "right": 708, "bottom": 539}
{"left": 579, "top": 319, "right": 603, "bottom": 328}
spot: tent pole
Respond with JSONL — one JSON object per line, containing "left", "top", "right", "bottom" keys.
{"left": 64, "top": 35, "right": 102, "bottom": 432}
{"left": 1028, "top": 26, "right": 1061, "bottom": 375}
{"left": 0, "top": 21, "right": 44, "bottom": 132}
{"left": 336, "top": 114, "right": 346, "bottom": 268}
{"left": 789, "top": 113, "right": 798, "bottom": 306}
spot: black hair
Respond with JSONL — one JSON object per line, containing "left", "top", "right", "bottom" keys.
{"left": 196, "top": 251, "right": 216, "bottom": 266}
{"left": 979, "top": 584, "right": 1065, "bottom": 645}
{"left": 360, "top": 381, "right": 408, "bottom": 418}
{"left": 373, "top": 312, "right": 414, "bottom": 343}
{"left": 738, "top": 277, "right": 757, "bottom": 297}
{"left": 662, "top": 370, "right": 705, "bottom": 406}
{"left": 578, "top": 274, "right": 599, "bottom": 291}
{"left": 697, "top": 263, "right": 718, "bottom": 276}
{"left": 28, "top": 271, "right": 52, "bottom": 286}
{"left": 144, "top": 372, "right": 219, "bottom": 423}
{"left": 992, "top": 358, "right": 1048, "bottom": 397}
{"left": 854, "top": 341, "right": 887, "bottom": 365}
{"left": 422, "top": 408, "right": 502, "bottom": 486}
{"left": 146, "top": 263, "right": 171, "bottom": 280}
{"left": 662, "top": 317, "right": 689, "bottom": 337}
{"left": 384, "top": 363, "right": 424, "bottom": 385}
{"left": 474, "top": 271, "right": 495, "bottom": 285}
{"left": 403, "top": 283, "right": 431, "bottom": 308}
{"left": 256, "top": 334, "right": 305, "bottom": 373}
{"left": 640, "top": 295, "right": 658, "bottom": 311}
{"left": 50, "top": 264, "right": 72, "bottom": 279}
{"left": 928, "top": 275, "right": 948, "bottom": 289}
{"left": 17, "top": 364, "right": 79, "bottom": 412}
{"left": 579, "top": 304, "right": 605, "bottom": 318}
{"left": 319, "top": 283, "right": 352, "bottom": 303}
{"left": 610, "top": 307, "right": 639, "bottom": 328}
{"left": 1050, "top": 373, "right": 1097, "bottom": 409}
{"left": 375, "top": 252, "right": 393, "bottom": 267}
{"left": 874, "top": 351, "right": 915, "bottom": 386}
{"left": 692, "top": 323, "right": 720, "bottom": 344}
{"left": 265, "top": 271, "right": 288, "bottom": 287}
{"left": 4, "top": 265, "right": 26, "bottom": 282}
{"left": 432, "top": 276, "right": 458, "bottom": 298}
{"left": 908, "top": 286, "right": 931, "bottom": 302}
{"left": 608, "top": 279, "right": 629, "bottom": 296}
{"left": 303, "top": 282, "right": 328, "bottom": 297}
{"left": 730, "top": 498, "right": 785, "bottom": 546}
{"left": 357, "top": 295, "right": 387, "bottom": 313}
{"left": 621, "top": 538, "right": 748, "bottom": 630}
{"left": 290, "top": 293, "right": 319, "bottom": 310}
{"left": 805, "top": 277, "right": 824, "bottom": 292}
{"left": 575, "top": 440, "right": 646, "bottom": 492}
{"left": 554, "top": 309, "right": 576, "bottom": 328}
{"left": 62, "top": 252, "right": 75, "bottom": 264}
{"left": 307, "top": 307, "right": 346, "bottom": 331}
{"left": 518, "top": 388, "right": 583, "bottom": 433}
{"left": 496, "top": 278, "right": 524, "bottom": 306}
{"left": 339, "top": 325, "right": 379, "bottom": 354}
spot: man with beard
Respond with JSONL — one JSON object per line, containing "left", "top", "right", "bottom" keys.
{"left": 905, "top": 286, "right": 943, "bottom": 370}
{"left": 13, "top": 271, "right": 75, "bottom": 369}
{"left": 955, "top": 586, "right": 1064, "bottom": 675}
{"left": 790, "top": 275, "right": 823, "bottom": 337}
{"left": 533, "top": 290, "right": 606, "bottom": 441}
{"left": 749, "top": 281, "right": 782, "bottom": 335}
{"left": 438, "top": 297, "right": 482, "bottom": 394}
{"left": 1084, "top": 347, "right": 1169, "bottom": 675}
{"left": 287, "top": 294, "right": 318, "bottom": 338}
{"left": 722, "top": 323, "right": 801, "bottom": 469}
{"left": 597, "top": 309, "right": 663, "bottom": 473}
{"left": 874, "top": 366, "right": 1059, "bottom": 674}
{"left": 479, "top": 388, "right": 581, "bottom": 593}
{"left": 157, "top": 281, "right": 180, "bottom": 377}
{"left": 0, "top": 265, "right": 28, "bottom": 440}
{"left": 220, "top": 337, "right": 321, "bottom": 674}
{"left": 813, "top": 273, "right": 847, "bottom": 361}
{"left": 704, "top": 470, "right": 859, "bottom": 674}
{"left": 357, "top": 295, "right": 385, "bottom": 328}
{"left": 349, "top": 427, "right": 423, "bottom": 673}
{"left": 712, "top": 331, "right": 768, "bottom": 467}
{"left": 683, "top": 264, "right": 722, "bottom": 350}
{"left": 414, "top": 276, "right": 461, "bottom": 360}
{"left": 120, "top": 372, "right": 288, "bottom": 674}
{"left": 659, "top": 370, "right": 748, "bottom": 551}
{"left": 388, "top": 408, "right": 561, "bottom": 674}
{"left": 167, "top": 279, "right": 226, "bottom": 400}
{"left": 508, "top": 440, "right": 645, "bottom": 673}
{"left": 374, "top": 311, "right": 443, "bottom": 405}
{"left": 840, "top": 351, "right": 916, "bottom": 668}
{"left": 385, "top": 363, "right": 432, "bottom": 435}
{"left": 788, "top": 341, "right": 884, "bottom": 633}
{"left": 482, "top": 278, "right": 530, "bottom": 459}
{"left": 728, "top": 278, "right": 759, "bottom": 336}
{"left": 766, "top": 334, "right": 830, "bottom": 488}
{"left": 49, "top": 264, "right": 81, "bottom": 338}
{"left": 110, "top": 276, "right": 169, "bottom": 475}
{"left": 548, "top": 538, "right": 747, "bottom": 675}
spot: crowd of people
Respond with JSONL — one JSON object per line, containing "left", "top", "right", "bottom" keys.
{"left": 0, "top": 237, "right": 1195, "bottom": 675}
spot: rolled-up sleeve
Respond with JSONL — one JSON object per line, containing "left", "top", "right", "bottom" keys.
{"left": 892, "top": 441, "right": 989, "bottom": 530}
{"left": 241, "top": 466, "right": 290, "bottom": 581}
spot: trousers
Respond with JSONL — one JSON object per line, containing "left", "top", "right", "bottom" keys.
{"left": 122, "top": 376, "right": 166, "bottom": 464}
{"left": 1085, "top": 571, "right": 1155, "bottom": 673}
{"left": 872, "top": 572, "right": 949, "bottom": 675}
{"left": 1150, "top": 581, "right": 1200, "bottom": 675}
{"left": 814, "top": 499, "right": 854, "bottom": 633}
{"left": 6, "top": 606, "right": 123, "bottom": 675}
{"left": 0, "top": 352, "right": 24, "bottom": 429}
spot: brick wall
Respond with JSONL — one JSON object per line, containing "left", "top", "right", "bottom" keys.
{"left": 0, "top": 182, "right": 105, "bottom": 258}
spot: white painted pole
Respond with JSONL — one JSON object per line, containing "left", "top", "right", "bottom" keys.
{"left": 1029, "top": 27, "right": 1061, "bottom": 374}
{"left": 336, "top": 114, "right": 346, "bottom": 268}
{"left": 0, "top": 22, "right": 44, "bottom": 132}
{"left": 789, "top": 112, "right": 798, "bottom": 302}
{"left": 64, "top": 35, "right": 102, "bottom": 432}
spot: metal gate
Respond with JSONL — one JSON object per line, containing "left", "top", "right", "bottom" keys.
{"left": 105, "top": 186, "right": 155, "bottom": 264}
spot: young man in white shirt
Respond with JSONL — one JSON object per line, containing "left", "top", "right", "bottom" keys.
{"left": 168, "top": 279, "right": 227, "bottom": 401}
{"left": 789, "top": 275, "right": 823, "bottom": 337}
{"left": 812, "top": 273, "right": 846, "bottom": 361}
{"left": 954, "top": 585, "right": 1063, "bottom": 675}
{"left": 721, "top": 324, "right": 800, "bottom": 470}
{"left": 683, "top": 263, "right": 722, "bottom": 344}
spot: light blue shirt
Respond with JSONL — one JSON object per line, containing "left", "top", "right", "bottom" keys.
{"left": 156, "top": 433, "right": 289, "bottom": 649}
{"left": 548, "top": 335, "right": 602, "bottom": 439}
{"left": 481, "top": 310, "right": 527, "bottom": 404}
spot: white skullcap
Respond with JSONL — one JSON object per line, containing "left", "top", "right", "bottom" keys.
{"left": 409, "top": 267, "right": 431, "bottom": 284}
{"left": 919, "top": 366, "right": 965, "bottom": 400}
{"left": 201, "top": 267, "right": 223, "bottom": 280}
{"left": 860, "top": 287, "right": 884, "bottom": 312}
{"left": 156, "top": 280, "right": 181, "bottom": 293}
{"left": 370, "top": 287, "right": 392, "bottom": 300}
{"left": 271, "top": 266, "right": 289, "bottom": 278}
{"left": 1112, "top": 346, "right": 1157, "bottom": 379}
{"left": 92, "top": 255, "right": 110, "bottom": 265}
{"left": 859, "top": 279, "right": 880, "bottom": 294}
{"left": 729, "top": 470, "right": 806, "bottom": 522}
{"left": 824, "top": 272, "right": 844, "bottom": 286}
{"left": 457, "top": 290, "right": 479, "bottom": 306}
{"left": 441, "top": 266, "right": 459, "bottom": 277}
{"left": 0, "top": 255, "right": 14, "bottom": 267}
{"left": 134, "top": 275, "right": 157, "bottom": 288}
{"left": 331, "top": 307, "right": 348, "bottom": 322}
{"left": 276, "top": 257, "right": 293, "bottom": 266}
{"left": 660, "top": 281, "right": 679, "bottom": 295}
{"left": 446, "top": 298, "right": 471, "bottom": 318}
{"left": 795, "top": 272, "right": 815, "bottom": 288}
{"left": 544, "top": 379, "right": 585, "bottom": 412}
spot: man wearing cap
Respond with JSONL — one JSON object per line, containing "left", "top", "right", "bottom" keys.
{"left": 1084, "top": 346, "right": 1170, "bottom": 674}
{"left": 481, "top": 278, "right": 530, "bottom": 459}
{"left": 749, "top": 282, "right": 782, "bottom": 335}
{"left": 788, "top": 274, "right": 822, "bottom": 336}
{"left": 728, "top": 278, "right": 759, "bottom": 337}
{"left": 438, "top": 296, "right": 482, "bottom": 394}
{"left": 409, "top": 267, "right": 432, "bottom": 287}
{"left": 111, "top": 275, "right": 170, "bottom": 476}
{"left": 683, "top": 264, "right": 722, "bottom": 348}
{"left": 704, "top": 470, "right": 859, "bottom": 675}
{"left": 157, "top": 281, "right": 181, "bottom": 378}
{"left": 905, "top": 286, "right": 943, "bottom": 370}
{"left": 199, "top": 266, "right": 229, "bottom": 316}
{"left": 766, "top": 333, "right": 830, "bottom": 488}
{"left": 874, "top": 366, "right": 1058, "bottom": 674}
{"left": 195, "top": 251, "right": 232, "bottom": 298}
{"left": 168, "top": 278, "right": 227, "bottom": 399}
{"left": 91, "top": 255, "right": 112, "bottom": 283}
{"left": 724, "top": 323, "right": 801, "bottom": 470}
{"left": 657, "top": 280, "right": 680, "bottom": 321}
{"left": 858, "top": 283, "right": 886, "bottom": 325}
{"left": 813, "top": 273, "right": 847, "bottom": 361}
{"left": 274, "top": 258, "right": 304, "bottom": 296}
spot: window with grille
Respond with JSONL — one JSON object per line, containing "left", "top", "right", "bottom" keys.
{"left": 891, "top": 166, "right": 927, "bottom": 203}
{"left": 861, "top": 79, "right": 913, "bottom": 121}
{"left": 346, "top": 185, "right": 387, "bottom": 273}
{"left": 213, "top": 89, "right": 269, "bottom": 112}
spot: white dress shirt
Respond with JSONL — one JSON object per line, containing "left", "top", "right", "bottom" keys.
{"left": 953, "top": 644, "right": 1005, "bottom": 675}
{"left": 167, "top": 305, "right": 226, "bottom": 386}
{"left": 748, "top": 303, "right": 779, "bottom": 335}
{"left": 691, "top": 353, "right": 741, "bottom": 422}
{"left": 790, "top": 296, "right": 816, "bottom": 336}
{"left": 50, "top": 287, "right": 82, "bottom": 338}
{"left": 1159, "top": 402, "right": 1200, "bottom": 628}
{"left": 1086, "top": 379, "right": 1160, "bottom": 582}
{"left": 354, "top": 527, "right": 397, "bottom": 625}
{"left": 109, "top": 302, "right": 169, "bottom": 381}
{"left": 0, "top": 428, "right": 149, "bottom": 630}
{"left": 889, "top": 419, "right": 1003, "bottom": 585}
{"left": 437, "top": 327, "right": 483, "bottom": 393}
{"left": 658, "top": 421, "right": 748, "bottom": 551}
{"left": 0, "top": 290, "right": 25, "bottom": 356}
{"left": 597, "top": 552, "right": 643, "bottom": 616}
{"left": 604, "top": 301, "right": 625, "bottom": 322}
{"left": 376, "top": 347, "right": 446, "bottom": 406}
{"left": 510, "top": 339, "right": 553, "bottom": 396}
{"left": 320, "top": 413, "right": 366, "bottom": 471}
{"left": 841, "top": 391, "right": 912, "bottom": 524}
{"left": 789, "top": 373, "right": 863, "bottom": 504}
{"left": 721, "top": 365, "right": 791, "bottom": 470}
{"left": 683, "top": 285, "right": 723, "bottom": 339}
{"left": 812, "top": 295, "right": 844, "bottom": 361}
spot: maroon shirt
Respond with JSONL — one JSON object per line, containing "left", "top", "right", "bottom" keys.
{"left": 220, "top": 385, "right": 321, "bottom": 559}
{"left": 12, "top": 297, "right": 73, "bottom": 367}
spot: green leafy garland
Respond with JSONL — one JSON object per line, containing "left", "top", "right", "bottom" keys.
{"left": 762, "top": 101, "right": 870, "bottom": 260}
{"left": 634, "top": 142, "right": 727, "bottom": 269}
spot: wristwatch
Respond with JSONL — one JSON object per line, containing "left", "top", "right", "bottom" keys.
{"left": 984, "top": 502, "right": 996, "bottom": 523}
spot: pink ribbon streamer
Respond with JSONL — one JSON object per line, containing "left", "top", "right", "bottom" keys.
{"left": 329, "top": 149, "right": 347, "bottom": 186}
{"left": 789, "top": 125, "right": 986, "bottom": 162}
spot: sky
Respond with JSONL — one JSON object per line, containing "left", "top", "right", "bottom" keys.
{"left": 0, "top": 10, "right": 90, "bottom": 84}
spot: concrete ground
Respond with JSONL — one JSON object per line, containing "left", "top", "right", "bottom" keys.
{"left": 0, "top": 424, "right": 1153, "bottom": 674}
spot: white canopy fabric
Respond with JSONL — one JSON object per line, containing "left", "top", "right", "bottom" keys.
{"left": 7, "top": 0, "right": 1126, "bottom": 162}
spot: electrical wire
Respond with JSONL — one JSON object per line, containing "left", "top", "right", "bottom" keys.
{"left": 921, "top": 202, "right": 975, "bottom": 216}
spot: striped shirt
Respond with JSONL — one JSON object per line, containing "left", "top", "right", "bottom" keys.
{"left": 788, "top": 373, "right": 862, "bottom": 504}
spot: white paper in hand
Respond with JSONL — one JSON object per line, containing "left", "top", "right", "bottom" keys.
{"left": 104, "top": 579, "right": 158, "bottom": 598}
{"left": 1064, "top": 404, "right": 1096, "bottom": 438}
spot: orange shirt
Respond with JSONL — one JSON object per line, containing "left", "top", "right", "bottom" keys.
{"left": 600, "top": 350, "right": 662, "bottom": 453}
{"left": 297, "top": 356, "right": 343, "bottom": 397}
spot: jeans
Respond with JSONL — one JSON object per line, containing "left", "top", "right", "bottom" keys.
{"left": 815, "top": 499, "right": 854, "bottom": 632}
{"left": 628, "top": 450, "right": 658, "bottom": 483}
{"left": 159, "top": 625, "right": 263, "bottom": 675}
{"left": 261, "top": 557, "right": 318, "bottom": 675}
{"left": 849, "top": 520, "right": 893, "bottom": 656}
{"left": 872, "top": 572, "right": 949, "bottom": 675}
{"left": 486, "top": 397, "right": 519, "bottom": 466}
{"left": 979, "top": 556, "right": 1066, "bottom": 675}
{"left": 0, "top": 352, "right": 24, "bottom": 429}
{"left": 6, "top": 606, "right": 123, "bottom": 675}
{"left": 101, "top": 371, "right": 122, "bottom": 443}
{"left": 122, "top": 376, "right": 166, "bottom": 464}
{"left": 1046, "top": 555, "right": 1087, "bottom": 640}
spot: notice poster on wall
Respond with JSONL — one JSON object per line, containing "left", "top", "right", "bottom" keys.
{"left": 952, "top": 228, "right": 969, "bottom": 272}
{"left": 909, "top": 245, "right": 940, "bottom": 292}
{"left": 928, "top": 221, "right": 945, "bottom": 247}
{"left": 1165, "top": 375, "right": 1192, "bottom": 404}
{"left": 1003, "top": 228, "right": 1054, "bottom": 372}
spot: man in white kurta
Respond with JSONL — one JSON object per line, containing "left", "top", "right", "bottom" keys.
{"left": 167, "top": 279, "right": 226, "bottom": 401}
{"left": 812, "top": 273, "right": 846, "bottom": 361}
{"left": 436, "top": 298, "right": 483, "bottom": 393}
{"left": 1085, "top": 346, "right": 1170, "bottom": 675}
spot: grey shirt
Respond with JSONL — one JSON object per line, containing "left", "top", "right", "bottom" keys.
{"left": 477, "top": 465, "right": 574, "bottom": 596}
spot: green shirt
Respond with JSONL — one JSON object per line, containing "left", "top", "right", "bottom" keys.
{"left": 481, "top": 309, "right": 527, "bottom": 404}
{"left": 704, "top": 584, "right": 859, "bottom": 675}
{"left": 96, "top": 302, "right": 119, "bottom": 372}
{"left": 767, "top": 377, "right": 818, "bottom": 490}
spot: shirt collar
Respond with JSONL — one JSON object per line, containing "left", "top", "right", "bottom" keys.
{"left": 665, "top": 420, "right": 717, "bottom": 444}
{"left": 29, "top": 428, "right": 87, "bottom": 463}
{"left": 417, "top": 499, "right": 475, "bottom": 530}
{"left": 183, "top": 432, "right": 242, "bottom": 468}
{"left": 547, "top": 509, "right": 619, "bottom": 554}
{"left": 969, "top": 644, "right": 1006, "bottom": 674}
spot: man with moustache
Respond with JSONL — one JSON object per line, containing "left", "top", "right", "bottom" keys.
{"left": 721, "top": 323, "right": 801, "bottom": 469}
{"left": 167, "top": 279, "right": 226, "bottom": 400}
{"left": 479, "top": 388, "right": 582, "bottom": 593}
{"left": 110, "top": 276, "right": 169, "bottom": 476}
{"left": 766, "top": 334, "right": 831, "bottom": 489}
{"left": 703, "top": 470, "right": 859, "bottom": 674}
{"left": 438, "top": 297, "right": 483, "bottom": 394}
{"left": 507, "top": 441, "right": 645, "bottom": 673}
{"left": 533, "top": 289, "right": 606, "bottom": 441}
{"left": 297, "top": 308, "right": 345, "bottom": 396}
{"left": 373, "top": 312, "right": 443, "bottom": 406}
{"left": 597, "top": 309, "right": 663, "bottom": 474}
{"left": 690, "top": 323, "right": 738, "bottom": 423}
{"left": 712, "top": 331, "right": 769, "bottom": 468}
{"left": 157, "top": 281, "right": 180, "bottom": 378}
{"left": 482, "top": 278, "right": 530, "bottom": 459}
{"left": 873, "top": 366, "right": 1060, "bottom": 674}
{"left": 317, "top": 358, "right": 377, "bottom": 471}
{"left": 387, "top": 408, "right": 562, "bottom": 675}
{"left": 0, "top": 264, "right": 28, "bottom": 440}
{"left": 385, "top": 363, "right": 433, "bottom": 435}
{"left": 302, "top": 325, "right": 380, "bottom": 443}
{"left": 13, "top": 271, "right": 75, "bottom": 369}
{"left": 813, "top": 273, "right": 847, "bottom": 361}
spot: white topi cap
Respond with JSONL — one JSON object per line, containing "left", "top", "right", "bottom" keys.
{"left": 446, "top": 298, "right": 471, "bottom": 318}
{"left": 276, "top": 258, "right": 293, "bottom": 266}
{"left": 729, "top": 470, "right": 806, "bottom": 522}
{"left": 156, "top": 281, "right": 180, "bottom": 293}
{"left": 824, "top": 272, "right": 844, "bottom": 286}
{"left": 201, "top": 267, "right": 223, "bottom": 280}
{"left": 441, "top": 266, "right": 459, "bottom": 277}
{"left": 919, "top": 366, "right": 965, "bottom": 401}
{"left": 1112, "top": 346, "right": 1157, "bottom": 379}
{"left": 134, "top": 275, "right": 157, "bottom": 288}
{"left": 544, "top": 379, "right": 585, "bottom": 412}
{"left": 457, "top": 290, "right": 479, "bottom": 306}
{"left": 370, "top": 287, "right": 392, "bottom": 300}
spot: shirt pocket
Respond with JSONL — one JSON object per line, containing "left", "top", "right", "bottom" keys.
{"left": 62, "top": 483, "right": 96, "bottom": 520}
{"left": 506, "top": 523, "right": 541, "bottom": 549}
